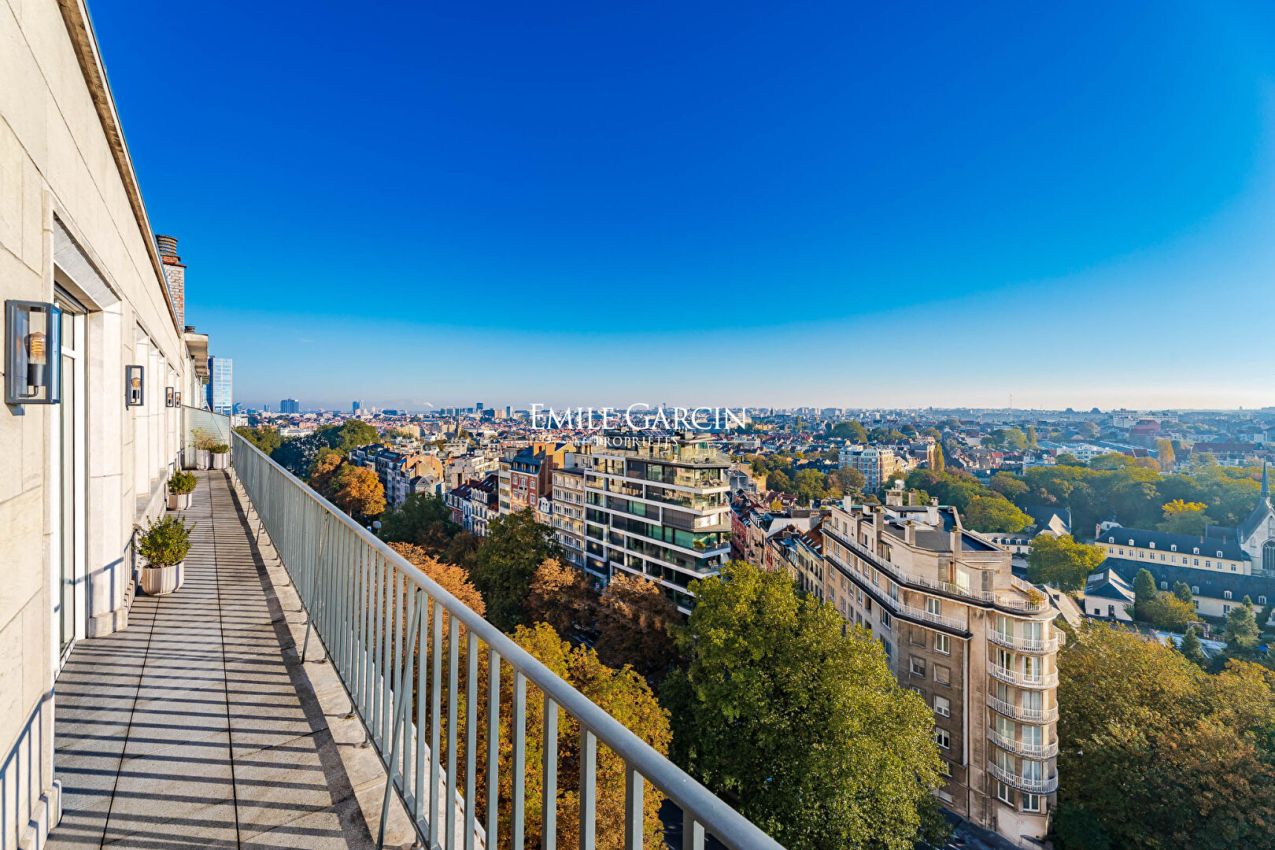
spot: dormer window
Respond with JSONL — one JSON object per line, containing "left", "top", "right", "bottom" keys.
{"left": 1192, "top": 548, "right": 1199, "bottom": 555}
{"left": 1171, "top": 545, "right": 1177, "bottom": 552}
{"left": 1191, "top": 586, "right": 1199, "bottom": 594}
{"left": 1149, "top": 542, "right": 1156, "bottom": 549}
{"left": 1224, "top": 591, "right": 1233, "bottom": 600}
{"left": 1217, "top": 551, "right": 1224, "bottom": 558}
{"left": 1128, "top": 539, "right": 1135, "bottom": 547}
{"left": 1108, "top": 537, "right": 1115, "bottom": 544}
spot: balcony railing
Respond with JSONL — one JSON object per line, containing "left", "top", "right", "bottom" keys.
{"left": 988, "top": 631, "right": 1062, "bottom": 653}
{"left": 987, "top": 695, "right": 1059, "bottom": 724}
{"left": 987, "top": 729, "right": 1058, "bottom": 759}
{"left": 987, "top": 762, "right": 1059, "bottom": 794}
{"left": 229, "top": 433, "right": 782, "bottom": 850}
{"left": 988, "top": 664, "right": 1058, "bottom": 689}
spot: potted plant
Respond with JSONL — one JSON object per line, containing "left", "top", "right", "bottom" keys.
{"left": 209, "top": 442, "right": 230, "bottom": 470}
{"left": 167, "top": 471, "right": 197, "bottom": 511}
{"left": 137, "top": 516, "right": 192, "bottom": 596}
{"left": 186, "top": 428, "right": 218, "bottom": 470}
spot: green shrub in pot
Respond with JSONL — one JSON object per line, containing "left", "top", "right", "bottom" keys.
{"left": 167, "top": 471, "right": 197, "bottom": 511}
{"left": 137, "top": 516, "right": 192, "bottom": 595}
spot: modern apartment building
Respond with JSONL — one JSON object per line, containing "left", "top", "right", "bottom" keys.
{"left": 819, "top": 500, "right": 1061, "bottom": 847}
{"left": 582, "top": 435, "right": 732, "bottom": 612}
{"left": 0, "top": 2, "right": 212, "bottom": 841}
{"left": 552, "top": 465, "right": 588, "bottom": 576}
{"left": 280, "top": 397, "right": 300, "bottom": 413}
{"left": 207, "top": 354, "right": 232, "bottom": 413}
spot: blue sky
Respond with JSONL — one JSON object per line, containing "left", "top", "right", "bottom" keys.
{"left": 94, "top": 1, "right": 1275, "bottom": 410}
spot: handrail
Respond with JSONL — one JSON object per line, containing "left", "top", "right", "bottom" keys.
{"left": 987, "top": 695, "right": 1058, "bottom": 724}
{"left": 986, "top": 762, "right": 1059, "bottom": 794}
{"left": 230, "top": 433, "right": 783, "bottom": 850}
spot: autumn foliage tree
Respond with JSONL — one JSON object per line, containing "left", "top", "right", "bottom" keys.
{"left": 1026, "top": 534, "right": 1106, "bottom": 591}
{"left": 1056, "top": 622, "right": 1275, "bottom": 849}
{"left": 525, "top": 558, "right": 597, "bottom": 638}
{"left": 594, "top": 573, "right": 680, "bottom": 683}
{"left": 469, "top": 510, "right": 560, "bottom": 631}
{"left": 328, "top": 464, "right": 386, "bottom": 522}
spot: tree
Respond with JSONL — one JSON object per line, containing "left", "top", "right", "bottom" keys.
{"left": 379, "top": 493, "right": 462, "bottom": 555}
{"left": 829, "top": 466, "right": 866, "bottom": 495}
{"left": 767, "top": 468, "right": 793, "bottom": 494}
{"left": 930, "top": 443, "right": 945, "bottom": 473}
{"left": 988, "top": 471, "right": 1028, "bottom": 501}
{"left": 1138, "top": 591, "right": 1196, "bottom": 632}
{"left": 793, "top": 468, "right": 828, "bottom": 505}
{"left": 388, "top": 542, "right": 486, "bottom": 613}
{"left": 328, "top": 465, "right": 386, "bottom": 522}
{"left": 1158, "top": 499, "right": 1212, "bottom": 535}
{"left": 1055, "top": 623, "right": 1275, "bottom": 850}
{"left": 504, "top": 624, "right": 670, "bottom": 850}
{"left": 595, "top": 573, "right": 680, "bottom": 683}
{"left": 1179, "top": 626, "right": 1208, "bottom": 668}
{"left": 1026, "top": 535, "right": 1106, "bottom": 591}
{"left": 665, "top": 562, "right": 941, "bottom": 850}
{"left": 1225, "top": 600, "right": 1262, "bottom": 656}
{"left": 831, "top": 420, "right": 867, "bottom": 442}
{"left": 468, "top": 509, "right": 560, "bottom": 631}
{"left": 1132, "top": 568, "right": 1157, "bottom": 618}
{"left": 525, "top": 558, "right": 596, "bottom": 638}
{"left": 1156, "top": 438, "right": 1176, "bottom": 470}
{"left": 234, "top": 425, "right": 281, "bottom": 455}
{"left": 1173, "top": 581, "right": 1193, "bottom": 603}
{"left": 318, "top": 419, "right": 379, "bottom": 452}
{"left": 962, "top": 495, "right": 1032, "bottom": 533}
{"left": 307, "top": 447, "right": 345, "bottom": 497}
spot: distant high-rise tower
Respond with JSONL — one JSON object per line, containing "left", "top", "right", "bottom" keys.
{"left": 280, "top": 398, "right": 300, "bottom": 414}
{"left": 207, "top": 357, "right": 233, "bottom": 414}
{"left": 477, "top": 402, "right": 484, "bottom": 411}
{"left": 353, "top": 400, "right": 362, "bottom": 413}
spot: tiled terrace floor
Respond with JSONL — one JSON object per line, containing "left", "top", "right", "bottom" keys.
{"left": 47, "top": 471, "right": 405, "bottom": 850}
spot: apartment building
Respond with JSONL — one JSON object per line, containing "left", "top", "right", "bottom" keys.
{"left": 446, "top": 473, "right": 498, "bottom": 538}
{"left": 582, "top": 435, "right": 732, "bottom": 612}
{"left": 207, "top": 355, "right": 232, "bottom": 414}
{"left": 552, "top": 466, "right": 589, "bottom": 577}
{"left": 820, "top": 500, "right": 1060, "bottom": 847}
{"left": 0, "top": 3, "right": 211, "bottom": 842}
{"left": 839, "top": 444, "right": 904, "bottom": 492}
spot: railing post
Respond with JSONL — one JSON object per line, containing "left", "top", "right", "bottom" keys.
{"left": 379, "top": 586, "right": 423, "bottom": 849}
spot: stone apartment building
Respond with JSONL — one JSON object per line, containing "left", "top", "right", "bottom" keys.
{"left": 820, "top": 500, "right": 1061, "bottom": 847}
{"left": 0, "top": 3, "right": 212, "bottom": 843}
{"left": 839, "top": 444, "right": 908, "bottom": 492}
{"left": 551, "top": 465, "right": 588, "bottom": 576}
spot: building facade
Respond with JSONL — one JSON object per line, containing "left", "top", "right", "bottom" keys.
{"left": 207, "top": 355, "right": 232, "bottom": 414}
{"left": 820, "top": 501, "right": 1061, "bottom": 847}
{"left": 0, "top": 4, "right": 212, "bottom": 843}
{"left": 839, "top": 444, "right": 901, "bottom": 492}
{"left": 552, "top": 466, "right": 588, "bottom": 576}
{"left": 280, "top": 398, "right": 300, "bottom": 414}
{"left": 582, "top": 435, "right": 732, "bottom": 612}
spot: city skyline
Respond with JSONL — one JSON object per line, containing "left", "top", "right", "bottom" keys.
{"left": 96, "top": 1, "right": 1275, "bottom": 408}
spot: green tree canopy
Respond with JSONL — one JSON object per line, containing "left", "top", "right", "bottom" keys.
{"left": 830, "top": 420, "right": 867, "bottom": 442}
{"left": 1026, "top": 534, "right": 1106, "bottom": 591}
{"left": 468, "top": 509, "right": 560, "bottom": 631}
{"left": 234, "top": 425, "right": 281, "bottom": 455}
{"left": 1179, "top": 626, "right": 1208, "bottom": 668}
{"left": 1158, "top": 499, "right": 1212, "bottom": 535}
{"left": 1056, "top": 623, "right": 1275, "bottom": 850}
{"left": 962, "top": 494, "right": 1033, "bottom": 533}
{"left": 1225, "top": 600, "right": 1262, "bottom": 657}
{"left": 379, "top": 493, "right": 463, "bottom": 556}
{"left": 665, "top": 561, "right": 942, "bottom": 850}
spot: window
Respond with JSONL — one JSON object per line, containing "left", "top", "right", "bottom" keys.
{"left": 1191, "top": 585, "right": 1199, "bottom": 594}
{"left": 933, "top": 664, "right": 951, "bottom": 685}
{"left": 1225, "top": 590, "right": 1233, "bottom": 600}
{"left": 1160, "top": 581, "right": 1168, "bottom": 590}
{"left": 1022, "top": 793, "right": 1042, "bottom": 813}
{"left": 1261, "top": 596, "right": 1268, "bottom": 606}
{"left": 935, "top": 633, "right": 950, "bottom": 655}
{"left": 880, "top": 610, "right": 892, "bottom": 630}
{"left": 997, "top": 782, "right": 1013, "bottom": 805}
{"left": 926, "top": 597, "right": 942, "bottom": 617}
{"left": 934, "top": 728, "right": 950, "bottom": 750}
{"left": 934, "top": 695, "right": 950, "bottom": 717}
{"left": 910, "top": 657, "right": 926, "bottom": 677}
{"left": 939, "top": 760, "right": 952, "bottom": 778}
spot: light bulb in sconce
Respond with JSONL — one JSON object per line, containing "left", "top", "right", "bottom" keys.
{"left": 25, "top": 329, "right": 46, "bottom": 390}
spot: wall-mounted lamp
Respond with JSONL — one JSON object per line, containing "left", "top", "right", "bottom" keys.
{"left": 175, "top": 390, "right": 182, "bottom": 407}
{"left": 5, "top": 300, "right": 62, "bottom": 405}
{"left": 125, "top": 365, "right": 145, "bottom": 407}
{"left": 166, "top": 387, "right": 175, "bottom": 407}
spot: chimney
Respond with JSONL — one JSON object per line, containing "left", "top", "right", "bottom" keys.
{"left": 904, "top": 520, "right": 916, "bottom": 546}
{"left": 156, "top": 234, "right": 185, "bottom": 330}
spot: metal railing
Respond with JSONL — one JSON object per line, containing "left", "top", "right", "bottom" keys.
{"left": 987, "top": 729, "right": 1058, "bottom": 759}
{"left": 183, "top": 404, "right": 232, "bottom": 446}
{"left": 229, "top": 433, "right": 782, "bottom": 850}
{"left": 987, "top": 695, "right": 1058, "bottom": 724}
{"left": 987, "top": 631, "right": 1062, "bottom": 653}
{"left": 988, "top": 664, "right": 1058, "bottom": 689}
{"left": 987, "top": 762, "right": 1059, "bottom": 794}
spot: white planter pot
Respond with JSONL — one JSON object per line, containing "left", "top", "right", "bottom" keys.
{"left": 139, "top": 561, "right": 184, "bottom": 596}
{"left": 210, "top": 452, "right": 229, "bottom": 470}
{"left": 184, "top": 449, "right": 211, "bottom": 470}
{"left": 167, "top": 491, "right": 193, "bottom": 511}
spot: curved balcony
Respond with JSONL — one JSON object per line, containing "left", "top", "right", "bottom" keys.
{"left": 988, "top": 664, "right": 1058, "bottom": 689}
{"left": 988, "top": 762, "right": 1059, "bottom": 794}
{"left": 988, "top": 631, "right": 1062, "bottom": 653}
{"left": 988, "top": 729, "right": 1059, "bottom": 759}
{"left": 987, "top": 695, "right": 1059, "bottom": 724}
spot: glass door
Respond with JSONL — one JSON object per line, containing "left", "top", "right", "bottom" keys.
{"left": 56, "top": 296, "right": 84, "bottom": 657}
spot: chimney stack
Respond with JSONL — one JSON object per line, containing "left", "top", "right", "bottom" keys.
{"left": 156, "top": 234, "right": 185, "bottom": 330}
